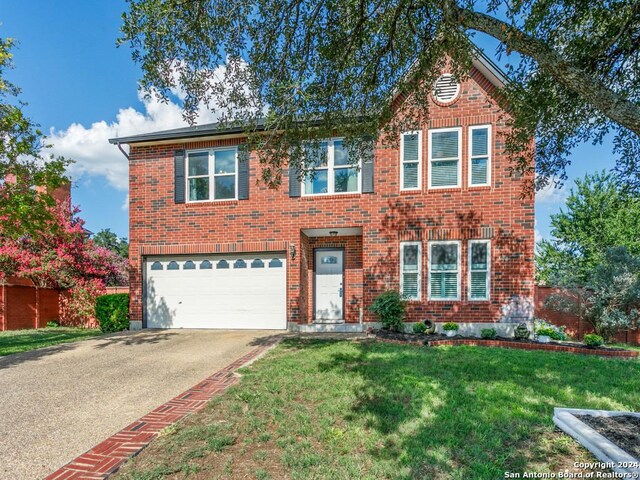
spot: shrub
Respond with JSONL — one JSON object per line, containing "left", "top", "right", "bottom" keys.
{"left": 369, "top": 290, "right": 407, "bottom": 332}
{"left": 46, "top": 321, "right": 59, "bottom": 328}
{"left": 442, "top": 322, "right": 459, "bottom": 331}
{"left": 584, "top": 333, "right": 604, "bottom": 347}
{"left": 412, "top": 322, "right": 427, "bottom": 334}
{"left": 481, "top": 328, "right": 497, "bottom": 339}
{"left": 514, "top": 323, "right": 531, "bottom": 340}
{"left": 536, "top": 326, "right": 556, "bottom": 338}
{"left": 95, "top": 293, "right": 130, "bottom": 333}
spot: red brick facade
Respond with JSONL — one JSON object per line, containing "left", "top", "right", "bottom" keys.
{"left": 127, "top": 66, "right": 535, "bottom": 326}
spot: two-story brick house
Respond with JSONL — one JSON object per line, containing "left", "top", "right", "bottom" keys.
{"left": 110, "top": 52, "right": 534, "bottom": 334}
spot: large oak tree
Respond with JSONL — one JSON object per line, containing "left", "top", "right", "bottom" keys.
{"left": 120, "top": 0, "right": 640, "bottom": 192}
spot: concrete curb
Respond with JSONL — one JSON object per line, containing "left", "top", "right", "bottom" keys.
{"left": 553, "top": 407, "right": 640, "bottom": 476}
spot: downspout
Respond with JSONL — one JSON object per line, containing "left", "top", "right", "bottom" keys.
{"left": 116, "top": 142, "right": 130, "bottom": 160}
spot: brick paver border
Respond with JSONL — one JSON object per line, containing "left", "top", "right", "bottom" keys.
{"left": 45, "top": 337, "right": 280, "bottom": 480}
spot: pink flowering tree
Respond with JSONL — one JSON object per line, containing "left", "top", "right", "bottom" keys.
{"left": 0, "top": 199, "right": 129, "bottom": 326}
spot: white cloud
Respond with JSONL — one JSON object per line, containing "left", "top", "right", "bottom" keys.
{"left": 535, "top": 181, "right": 568, "bottom": 204}
{"left": 46, "top": 89, "right": 223, "bottom": 191}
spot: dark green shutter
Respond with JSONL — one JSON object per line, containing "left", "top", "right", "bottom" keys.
{"left": 362, "top": 139, "right": 375, "bottom": 193}
{"left": 288, "top": 164, "right": 301, "bottom": 197}
{"left": 237, "top": 145, "right": 250, "bottom": 200}
{"left": 174, "top": 149, "right": 186, "bottom": 203}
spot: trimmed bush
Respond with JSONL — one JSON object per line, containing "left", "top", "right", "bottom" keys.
{"left": 442, "top": 322, "right": 459, "bottom": 331}
{"left": 46, "top": 321, "right": 59, "bottom": 328}
{"left": 95, "top": 294, "right": 130, "bottom": 333}
{"left": 369, "top": 290, "right": 407, "bottom": 332}
{"left": 583, "top": 333, "right": 604, "bottom": 347}
{"left": 536, "top": 326, "right": 556, "bottom": 338}
{"left": 413, "top": 322, "right": 427, "bottom": 334}
{"left": 481, "top": 328, "right": 497, "bottom": 339}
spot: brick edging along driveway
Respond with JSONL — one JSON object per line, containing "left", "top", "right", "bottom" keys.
{"left": 46, "top": 337, "right": 280, "bottom": 480}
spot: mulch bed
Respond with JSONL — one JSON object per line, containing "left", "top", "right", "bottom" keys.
{"left": 373, "top": 329, "right": 638, "bottom": 358}
{"left": 579, "top": 415, "right": 640, "bottom": 459}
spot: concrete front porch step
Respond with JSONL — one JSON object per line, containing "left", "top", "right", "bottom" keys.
{"left": 289, "top": 323, "right": 365, "bottom": 333}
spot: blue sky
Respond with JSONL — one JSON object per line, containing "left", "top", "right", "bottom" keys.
{"left": 1, "top": 2, "right": 617, "bottom": 241}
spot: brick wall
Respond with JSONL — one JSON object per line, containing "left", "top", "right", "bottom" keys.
{"left": 128, "top": 66, "right": 535, "bottom": 325}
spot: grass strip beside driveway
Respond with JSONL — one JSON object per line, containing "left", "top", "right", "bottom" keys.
{"left": 115, "top": 339, "right": 640, "bottom": 480}
{"left": 0, "top": 327, "right": 102, "bottom": 356}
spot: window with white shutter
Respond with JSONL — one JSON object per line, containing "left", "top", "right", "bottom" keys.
{"left": 429, "top": 128, "right": 461, "bottom": 189}
{"left": 469, "top": 240, "right": 490, "bottom": 300}
{"left": 400, "top": 132, "right": 421, "bottom": 190}
{"left": 400, "top": 242, "right": 421, "bottom": 300}
{"left": 429, "top": 241, "right": 460, "bottom": 300}
{"left": 469, "top": 125, "right": 491, "bottom": 186}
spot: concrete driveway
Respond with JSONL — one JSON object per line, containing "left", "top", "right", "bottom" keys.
{"left": 0, "top": 329, "right": 278, "bottom": 480}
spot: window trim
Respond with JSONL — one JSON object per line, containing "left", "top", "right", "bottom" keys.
{"left": 400, "top": 241, "right": 422, "bottom": 300}
{"left": 428, "top": 127, "right": 462, "bottom": 190}
{"left": 468, "top": 239, "right": 491, "bottom": 301}
{"left": 428, "top": 240, "right": 461, "bottom": 301}
{"left": 186, "top": 147, "right": 238, "bottom": 203}
{"left": 301, "top": 138, "right": 362, "bottom": 196}
{"left": 400, "top": 131, "right": 422, "bottom": 191}
{"left": 468, "top": 124, "right": 492, "bottom": 187}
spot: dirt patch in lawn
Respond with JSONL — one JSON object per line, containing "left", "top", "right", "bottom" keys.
{"left": 579, "top": 415, "right": 640, "bottom": 459}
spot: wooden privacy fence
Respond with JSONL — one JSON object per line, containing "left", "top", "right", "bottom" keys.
{"left": 534, "top": 285, "right": 640, "bottom": 345}
{"left": 0, "top": 277, "right": 60, "bottom": 331}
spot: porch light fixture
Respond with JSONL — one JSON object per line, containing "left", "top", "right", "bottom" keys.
{"left": 289, "top": 244, "right": 296, "bottom": 259}
{"left": 329, "top": 230, "right": 338, "bottom": 237}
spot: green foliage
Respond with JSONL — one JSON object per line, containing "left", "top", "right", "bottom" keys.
{"left": 535, "top": 327, "right": 556, "bottom": 338}
{"left": 537, "top": 172, "right": 640, "bottom": 285}
{"left": 0, "top": 37, "right": 71, "bottom": 238}
{"left": 545, "top": 247, "right": 640, "bottom": 341}
{"left": 92, "top": 229, "right": 129, "bottom": 258}
{"left": 442, "top": 322, "right": 459, "bottom": 331}
{"left": 412, "top": 322, "right": 427, "bottom": 334}
{"left": 95, "top": 294, "right": 130, "bottom": 333}
{"left": 121, "top": 0, "right": 640, "bottom": 194}
{"left": 584, "top": 334, "right": 604, "bottom": 347}
{"left": 480, "top": 328, "right": 497, "bottom": 339}
{"left": 45, "top": 321, "right": 59, "bottom": 328}
{"left": 369, "top": 291, "right": 407, "bottom": 332}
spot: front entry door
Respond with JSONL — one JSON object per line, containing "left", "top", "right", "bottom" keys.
{"left": 314, "top": 249, "right": 344, "bottom": 321}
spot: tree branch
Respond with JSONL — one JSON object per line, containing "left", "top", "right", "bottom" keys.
{"left": 444, "top": 2, "right": 640, "bottom": 135}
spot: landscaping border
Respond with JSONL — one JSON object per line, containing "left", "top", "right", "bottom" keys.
{"left": 427, "top": 338, "right": 638, "bottom": 358}
{"left": 45, "top": 337, "right": 280, "bottom": 480}
{"left": 553, "top": 408, "right": 640, "bottom": 477}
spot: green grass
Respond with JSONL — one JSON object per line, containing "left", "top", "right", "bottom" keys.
{"left": 0, "top": 327, "right": 103, "bottom": 356}
{"left": 116, "top": 339, "right": 640, "bottom": 480}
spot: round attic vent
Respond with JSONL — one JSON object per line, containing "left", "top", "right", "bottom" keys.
{"left": 432, "top": 74, "right": 460, "bottom": 104}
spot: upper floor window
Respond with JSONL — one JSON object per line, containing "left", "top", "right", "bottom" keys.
{"left": 428, "top": 127, "right": 461, "bottom": 189}
{"left": 400, "top": 132, "right": 422, "bottom": 190}
{"left": 187, "top": 148, "right": 237, "bottom": 202}
{"left": 303, "top": 139, "right": 360, "bottom": 195}
{"left": 400, "top": 241, "right": 421, "bottom": 300}
{"left": 429, "top": 241, "right": 460, "bottom": 300}
{"left": 469, "top": 125, "right": 491, "bottom": 186}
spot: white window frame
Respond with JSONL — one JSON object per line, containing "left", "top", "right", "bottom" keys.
{"left": 428, "top": 240, "right": 461, "bottom": 301}
{"left": 400, "top": 131, "right": 422, "bottom": 191}
{"left": 428, "top": 127, "right": 462, "bottom": 189}
{"left": 468, "top": 239, "right": 491, "bottom": 301}
{"left": 186, "top": 147, "right": 238, "bottom": 203}
{"left": 468, "top": 124, "right": 492, "bottom": 187}
{"left": 301, "top": 138, "right": 361, "bottom": 196}
{"left": 400, "top": 241, "right": 422, "bottom": 300}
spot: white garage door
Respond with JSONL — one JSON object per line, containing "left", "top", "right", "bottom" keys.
{"left": 144, "top": 253, "right": 287, "bottom": 329}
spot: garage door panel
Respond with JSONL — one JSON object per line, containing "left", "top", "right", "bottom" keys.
{"left": 144, "top": 253, "right": 286, "bottom": 329}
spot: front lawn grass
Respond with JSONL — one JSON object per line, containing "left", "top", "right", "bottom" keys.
{"left": 0, "top": 327, "right": 102, "bottom": 356}
{"left": 116, "top": 339, "right": 640, "bottom": 480}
